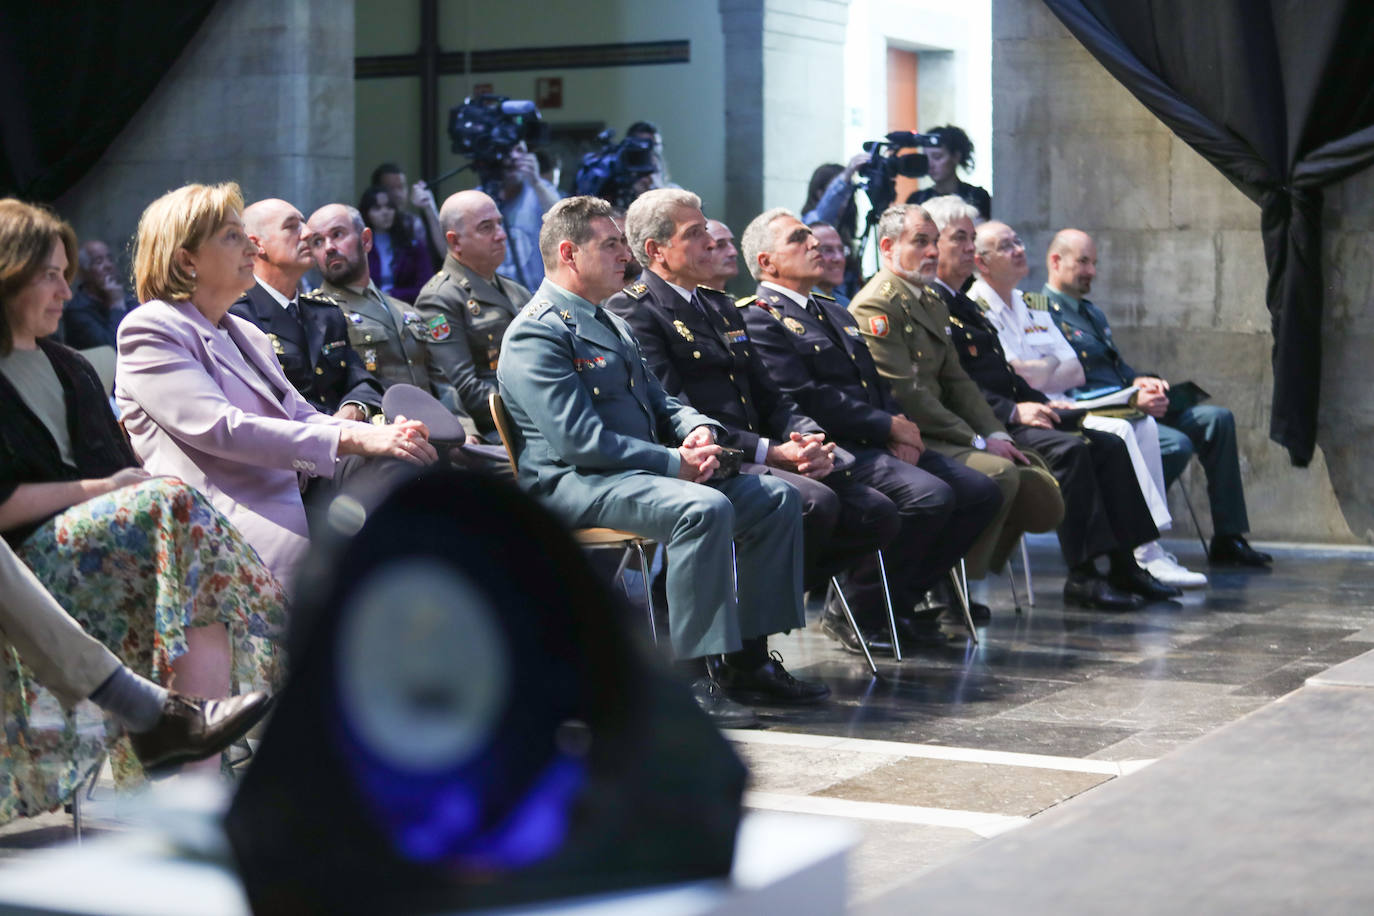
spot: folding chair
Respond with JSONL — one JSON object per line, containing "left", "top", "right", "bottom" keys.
{"left": 490, "top": 393, "right": 662, "bottom": 640}
{"left": 826, "top": 550, "right": 902, "bottom": 675}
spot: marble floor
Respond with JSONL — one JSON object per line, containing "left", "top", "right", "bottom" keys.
{"left": 2, "top": 536, "right": 1372, "bottom": 913}
{"left": 732, "top": 535, "right": 1374, "bottom": 908}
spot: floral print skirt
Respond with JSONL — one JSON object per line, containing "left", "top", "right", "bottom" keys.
{"left": 0, "top": 477, "right": 288, "bottom": 825}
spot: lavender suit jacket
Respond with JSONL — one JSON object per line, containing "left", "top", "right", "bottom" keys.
{"left": 115, "top": 299, "right": 355, "bottom": 586}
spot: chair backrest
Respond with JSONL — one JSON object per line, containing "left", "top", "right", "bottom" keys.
{"left": 488, "top": 391, "right": 520, "bottom": 481}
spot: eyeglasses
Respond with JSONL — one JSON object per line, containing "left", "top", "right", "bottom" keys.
{"left": 817, "top": 245, "right": 846, "bottom": 257}
{"left": 993, "top": 236, "right": 1025, "bottom": 254}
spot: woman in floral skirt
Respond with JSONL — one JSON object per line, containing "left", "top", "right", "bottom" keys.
{"left": 0, "top": 198, "right": 286, "bottom": 821}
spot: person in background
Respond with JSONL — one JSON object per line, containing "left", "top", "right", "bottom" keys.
{"left": 497, "top": 141, "right": 563, "bottom": 291}
{"left": 536, "top": 149, "right": 563, "bottom": 192}
{"left": 371, "top": 162, "right": 444, "bottom": 266}
{"left": 705, "top": 219, "right": 740, "bottom": 292}
{"left": 808, "top": 220, "right": 851, "bottom": 307}
{"left": 60, "top": 239, "right": 138, "bottom": 350}
{"left": 801, "top": 155, "right": 869, "bottom": 299}
{"left": 358, "top": 185, "right": 434, "bottom": 304}
{"left": 906, "top": 125, "right": 991, "bottom": 220}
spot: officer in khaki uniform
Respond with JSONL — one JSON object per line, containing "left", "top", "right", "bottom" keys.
{"left": 414, "top": 190, "right": 532, "bottom": 438}
{"left": 306, "top": 203, "right": 479, "bottom": 439}
{"left": 849, "top": 203, "right": 1063, "bottom": 579}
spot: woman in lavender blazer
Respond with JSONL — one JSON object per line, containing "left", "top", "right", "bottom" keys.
{"left": 116, "top": 182, "right": 436, "bottom": 587}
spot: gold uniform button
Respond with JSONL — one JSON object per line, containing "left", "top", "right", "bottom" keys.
{"left": 315, "top": 367, "right": 323, "bottom": 375}
{"left": 813, "top": 344, "right": 821, "bottom": 352}
{"left": 861, "top": 381, "right": 868, "bottom": 388}
{"left": 739, "top": 396, "right": 747, "bottom": 404}
{"left": 728, "top": 373, "right": 735, "bottom": 381}
{"left": 488, "top": 333, "right": 494, "bottom": 341}
{"left": 338, "top": 360, "right": 345, "bottom": 367}
{"left": 693, "top": 350, "right": 701, "bottom": 359}
{"left": 365, "top": 335, "right": 372, "bottom": 342}
{"left": 1081, "top": 351, "right": 1088, "bottom": 358}
{"left": 593, "top": 387, "right": 601, "bottom": 395}
{"left": 629, "top": 379, "right": 635, "bottom": 387}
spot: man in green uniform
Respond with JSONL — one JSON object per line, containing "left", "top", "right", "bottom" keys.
{"left": 848, "top": 203, "right": 1064, "bottom": 581}
{"left": 305, "top": 203, "right": 479, "bottom": 439}
{"left": 414, "top": 190, "right": 532, "bottom": 440}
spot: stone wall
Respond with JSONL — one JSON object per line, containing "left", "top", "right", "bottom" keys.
{"left": 58, "top": 0, "right": 354, "bottom": 276}
{"left": 992, "top": 0, "right": 1364, "bottom": 543}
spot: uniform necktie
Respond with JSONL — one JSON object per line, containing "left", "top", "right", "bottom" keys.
{"left": 286, "top": 299, "right": 303, "bottom": 332}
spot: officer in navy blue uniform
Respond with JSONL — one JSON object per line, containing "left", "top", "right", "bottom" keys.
{"left": 604, "top": 191, "right": 901, "bottom": 643}
{"left": 738, "top": 208, "right": 1003, "bottom": 642}
{"left": 497, "top": 196, "right": 828, "bottom": 727}
{"left": 233, "top": 198, "right": 381, "bottom": 418}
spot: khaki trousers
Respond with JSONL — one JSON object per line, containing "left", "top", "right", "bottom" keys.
{"left": 928, "top": 441, "right": 1064, "bottom": 578}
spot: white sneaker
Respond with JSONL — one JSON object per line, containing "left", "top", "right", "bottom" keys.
{"left": 1135, "top": 541, "right": 1208, "bottom": 588}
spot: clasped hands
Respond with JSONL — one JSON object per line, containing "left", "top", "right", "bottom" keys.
{"left": 1132, "top": 376, "right": 1170, "bottom": 418}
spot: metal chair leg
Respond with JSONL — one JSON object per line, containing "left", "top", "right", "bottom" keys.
{"left": 830, "top": 577, "right": 878, "bottom": 675}
{"left": 634, "top": 541, "right": 657, "bottom": 644}
{"left": 875, "top": 551, "right": 901, "bottom": 662}
{"left": 1177, "top": 475, "right": 1211, "bottom": 560}
{"left": 1020, "top": 535, "right": 1035, "bottom": 607}
{"left": 948, "top": 568, "right": 979, "bottom": 644}
{"left": 1006, "top": 555, "right": 1024, "bottom": 614}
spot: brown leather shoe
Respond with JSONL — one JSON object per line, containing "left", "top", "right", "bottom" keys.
{"left": 129, "top": 692, "right": 273, "bottom": 773}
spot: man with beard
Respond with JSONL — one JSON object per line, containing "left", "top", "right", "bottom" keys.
{"left": 306, "top": 203, "right": 480, "bottom": 440}
{"left": 230, "top": 199, "right": 382, "bottom": 418}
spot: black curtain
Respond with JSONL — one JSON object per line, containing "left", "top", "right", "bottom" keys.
{"left": 0, "top": 2, "right": 217, "bottom": 202}
{"left": 1042, "top": 0, "right": 1374, "bottom": 467}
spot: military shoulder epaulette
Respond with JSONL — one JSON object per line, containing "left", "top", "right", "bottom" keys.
{"left": 302, "top": 289, "right": 343, "bottom": 307}
{"left": 972, "top": 295, "right": 993, "bottom": 314}
{"left": 523, "top": 298, "right": 556, "bottom": 317}
{"left": 624, "top": 281, "right": 650, "bottom": 300}
{"left": 1022, "top": 292, "right": 1052, "bottom": 312}
{"left": 812, "top": 290, "right": 836, "bottom": 302}
{"left": 735, "top": 294, "right": 758, "bottom": 308}
{"left": 698, "top": 285, "right": 727, "bottom": 295}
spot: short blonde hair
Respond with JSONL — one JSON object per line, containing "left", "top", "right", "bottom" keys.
{"left": 133, "top": 182, "right": 244, "bottom": 303}
{"left": 0, "top": 199, "right": 78, "bottom": 355}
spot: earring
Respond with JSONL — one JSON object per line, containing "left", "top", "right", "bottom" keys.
{"left": 190, "top": 268, "right": 197, "bottom": 279}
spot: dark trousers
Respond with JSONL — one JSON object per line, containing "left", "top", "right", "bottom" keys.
{"left": 842, "top": 447, "right": 1003, "bottom": 621}
{"left": 303, "top": 454, "right": 423, "bottom": 539}
{"left": 743, "top": 463, "right": 900, "bottom": 593}
{"left": 1012, "top": 426, "right": 1160, "bottom": 568}
{"left": 1158, "top": 404, "right": 1249, "bottom": 535}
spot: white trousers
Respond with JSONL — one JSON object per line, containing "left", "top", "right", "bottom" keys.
{"left": 1081, "top": 414, "right": 1172, "bottom": 530}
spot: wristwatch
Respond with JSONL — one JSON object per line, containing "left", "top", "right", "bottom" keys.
{"left": 970, "top": 434, "right": 987, "bottom": 450}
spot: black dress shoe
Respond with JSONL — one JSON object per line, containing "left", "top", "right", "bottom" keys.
{"left": 1109, "top": 565, "right": 1182, "bottom": 601}
{"left": 710, "top": 652, "right": 831, "bottom": 705}
{"left": 1209, "top": 535, "right": 1273, "bottom": 567}
{"left": 689, "top": 678, "right": 759, "bottom": 729}
{"left": 1063, "top": 574, "right": 1145, "bottom": 611}
{"left": 942, "top": 600, "right": 991, "bottom": 624}
{"left": 129, "top": 691, "right": 273, "bottom": 773}
{"left": 820, "top": 609, "right": 894, "bottom": 655}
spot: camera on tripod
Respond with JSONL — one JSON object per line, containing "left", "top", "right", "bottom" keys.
{"left": 447, "top": 94, "right": 551, "bottom": 198}
{"left": 856, "top": 130, "right": 941, "bottom": 215}
{"left": 574, "top": 129, "right": 659, "bottom": 209}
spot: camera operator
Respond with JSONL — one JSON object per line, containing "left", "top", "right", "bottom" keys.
{"left": 625, "top": 120, "right": 680, "bottom": 196}
{"left": 498, "top": 140, "right": 562, "bottom": 290}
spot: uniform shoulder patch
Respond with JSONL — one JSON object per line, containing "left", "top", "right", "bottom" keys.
{"left": 625, "top": 281, "right": 650, "bottom": 300}
{"left": 735, "top": 294, "right": 758, "bottom": 309}
{"left": 1022, "top": 292, "right": 1051, "bottom": 312}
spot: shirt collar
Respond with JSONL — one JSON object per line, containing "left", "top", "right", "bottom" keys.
{"left": 660, "top": 276, "right": 695, "bottom": 303}
{"left": 968, "top": 278, "right": 1011, "bottom": 316}
{"left": 760, "top": 280, "right": 810, "bottom": 309}
{"left": 892, "top": 274, "right": 927, "bottom": 301}
{"left": 932, "top": 277, "right": 957, "bottom": 299}
{"left": 1044, "top": 284, "right": 1083, "bottom": 314}
{"left": 256, "top": 277, "right": 296, "bottom": 310}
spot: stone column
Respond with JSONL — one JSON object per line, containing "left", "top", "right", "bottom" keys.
{"left": 718, "top": 0, "right": 848, "bottom": 245}
{"left": 57, "top": 0, "right": 354, "bottom": 271}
